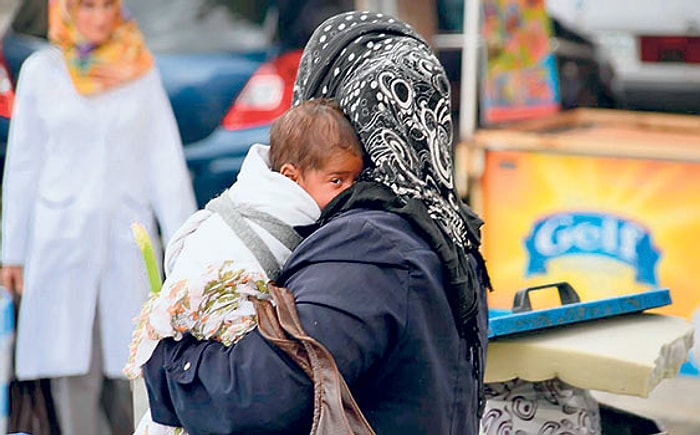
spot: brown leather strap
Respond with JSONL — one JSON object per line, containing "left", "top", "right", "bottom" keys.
{"left": 250, "top": 297, "right": 314, "bottom": 379}
{"left": 251, "top": 283, "right": 375, "bottom": 435}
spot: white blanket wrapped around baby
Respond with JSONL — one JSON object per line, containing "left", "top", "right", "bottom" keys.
{"left": 124, "top": 144, "right": 320, "bottom": 434}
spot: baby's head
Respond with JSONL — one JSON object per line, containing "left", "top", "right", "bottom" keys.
{"left": 270, "top": 99, "right": 363, "bottom": 210}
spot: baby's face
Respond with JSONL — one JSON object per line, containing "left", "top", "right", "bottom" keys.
{"left": 298, "top": 150, "right": 363, "bottom": 210}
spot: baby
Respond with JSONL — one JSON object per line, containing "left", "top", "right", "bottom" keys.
{"left": 125, "top": 98, "right": 363, "bottom": 434}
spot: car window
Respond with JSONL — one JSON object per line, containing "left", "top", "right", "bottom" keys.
{"left": 10, "top": 0, "right": 275, "bottom": 53}
{"left": 11, "top": 0, "right": 47, "bottom": 39}
{"left": 123, "top": 0, "right": 274, "bottom": 53}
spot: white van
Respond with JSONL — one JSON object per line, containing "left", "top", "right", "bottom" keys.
{"left": 546, "top": 0, "right": 700, "bottom": 114}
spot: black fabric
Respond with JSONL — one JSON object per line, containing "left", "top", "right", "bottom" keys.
{"left": 293, "top": 11, "right": 483, "bottom": 245}
{"left": 321, "top": 181, "right": 486, "bottom": 323}
{"left": 320, "top": 181, "right": 490, "bottom": 416}
{"left": 8, "top": 293, "right": 61, "bottom": 435}
{"left": 8, "top": 379, "right": 62, "bottom": 435}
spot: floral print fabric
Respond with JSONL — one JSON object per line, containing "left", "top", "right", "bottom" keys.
{"left": 482, "top": 379, "right": 601, "bottom": 435}
{"left": 124, "top": 260, "right": 267, "bottom": 380}
{"left": 127, "top": 261, "right": 268, "bottom": 435}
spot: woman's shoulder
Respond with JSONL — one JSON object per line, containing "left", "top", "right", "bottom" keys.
{"left": 292, "top": 209, "right": 436, "bottom": 266}
{"left": 330, "top": 209, "right": 427, "bottom": 244}
{"left": 125, "top": 66, "right": 162, "bottom": 90}
{"left": 99, "top": 67, "right": 161, "bottom": 98}
{"left": 20, "top": 47, "right": 63, "bottom": 77}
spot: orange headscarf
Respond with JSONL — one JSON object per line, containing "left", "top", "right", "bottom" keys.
{"left": 48, "top": 0, "right": 154, "bottom": 95}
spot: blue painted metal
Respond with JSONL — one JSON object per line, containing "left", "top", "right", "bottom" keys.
{"left": 679, "top": 358, "right": 699, "bottom": 376}
{"left": 487, "top": 289, "right": 672, "bottom": 339}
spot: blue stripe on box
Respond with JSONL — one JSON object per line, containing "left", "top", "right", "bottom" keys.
{"left": 487, "top": 289, "right": 672, "bottom": 339}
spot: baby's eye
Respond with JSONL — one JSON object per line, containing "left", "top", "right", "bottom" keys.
{"left": 331, "top": 178, "right": 342, "bottom": 185}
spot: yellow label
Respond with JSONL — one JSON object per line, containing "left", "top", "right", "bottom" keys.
{"left": 481, "top": 150, "right": 700, "bottom": 319}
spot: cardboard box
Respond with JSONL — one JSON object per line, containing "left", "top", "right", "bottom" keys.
{"left": 459, "top": 108, "right": 700, "bottom": 371}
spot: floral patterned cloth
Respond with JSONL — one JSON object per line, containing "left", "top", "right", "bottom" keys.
{"left": 124, "top": 261, "right": 267, "bottom": 379}
{"left": 124, "top": 144, "right": 320, "bottom": 434}
{"left": 482, "top": 379, "right": 601, "bottom": 435}
{"left": 129, "top": 261, "right": 267, "bottom": 435}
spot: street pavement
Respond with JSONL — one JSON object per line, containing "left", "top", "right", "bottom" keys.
{"left": 593, "top": 376, "right": 700, "bottom": 434}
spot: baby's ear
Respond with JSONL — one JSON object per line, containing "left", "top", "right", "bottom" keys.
{"left": 279, "top": 163, "right": 300, "bottom": 182}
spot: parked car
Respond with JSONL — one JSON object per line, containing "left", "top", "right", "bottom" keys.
{"left": 546, "top": 0, "right": 700, "bottom": 115}
{"left": 0, "top": 0, "right": 353, "bottom": 206}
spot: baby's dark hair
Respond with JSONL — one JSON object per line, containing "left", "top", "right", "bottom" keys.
{"left": 269, "top": 99, "right": 362, "bottom": 172}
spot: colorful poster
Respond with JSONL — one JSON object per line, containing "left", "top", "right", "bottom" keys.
{"left": 480, "top": 149, "right": 700, "bottom": 374}
{"left": 480, "top": 0, "right": 560, "bottom": 124}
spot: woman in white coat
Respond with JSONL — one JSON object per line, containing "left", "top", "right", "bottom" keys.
{"left": 0, "top": 0, "right": 196, "bottom": 433}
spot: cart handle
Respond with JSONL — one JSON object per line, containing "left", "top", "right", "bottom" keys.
{"left": 512, "top": 281, "right": 581, "bottom": 313}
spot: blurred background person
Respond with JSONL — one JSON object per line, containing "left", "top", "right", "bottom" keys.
{"left": 0, "top": 0, "right": 196, "bottom": 433}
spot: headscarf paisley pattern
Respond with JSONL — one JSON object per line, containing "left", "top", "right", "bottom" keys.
{"left": 293, "top": 11, "right": 491, "bottom": 415}
{"left": 48, "top": 0, "right": 154, "bottom": 95}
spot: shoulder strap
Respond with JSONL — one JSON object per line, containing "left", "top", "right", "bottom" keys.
{"left": 206, "top": 193, "right": 302, "bottom": 280}
{"left": 251, "top": 283, "right": 375, "bottom": 435}
{"left": 237, "top": 206, "right": 302, "bottom": 252}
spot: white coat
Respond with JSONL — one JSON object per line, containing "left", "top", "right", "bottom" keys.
{"left": 1, "top": 47, "right": 197, "bottom": 379}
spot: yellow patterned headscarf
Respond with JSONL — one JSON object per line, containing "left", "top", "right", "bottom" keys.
{"left": 48, "top": 0, "right": 154, "bottom": 95}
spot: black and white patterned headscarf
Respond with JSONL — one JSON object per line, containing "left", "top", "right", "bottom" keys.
{"left": 293, "top": 11, "right": 491, "bottom": 415}
{"left": 293, "top": 10, "right": 489, "bottom": 327}
{"left": 293, "top": 11, "right": 481, "bottom": 249}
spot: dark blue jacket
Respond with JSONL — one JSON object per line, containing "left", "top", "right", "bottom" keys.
{"left": 143, "top": 209, "right": 483, "bottom": 434}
